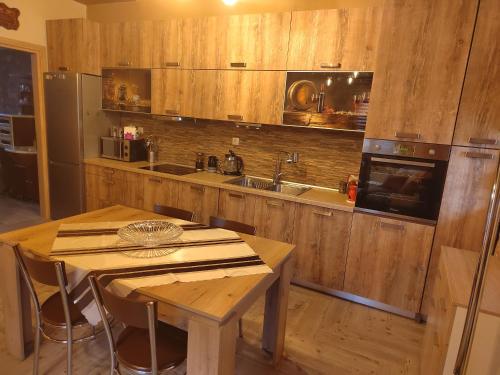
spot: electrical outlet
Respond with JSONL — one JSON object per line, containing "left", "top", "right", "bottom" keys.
{"left": 232, "top": 137, "right": 240, "bottom": 146}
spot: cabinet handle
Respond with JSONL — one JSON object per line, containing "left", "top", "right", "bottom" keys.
{"left": 468, "top": 137, "right": 497, "bottom": 146}
{"left": 163, "top": 62, "right": 180, "bottom": 67}
{"left": 379, "top": 220, "right": 405, "bottom": 231}
{"left": 395, "top": 132, "right": 421, "bottom": 140}
{"left": 228, "top": 192, "right": 244, "bottom": 199}
{"left": 58, "top": 66, "right": 70, "bottom": 71}
{"left": 313, "top": 210, "right": 333, "bottom": 217}
{"left": 266, "top": 200, "right": 284, "bottom": 208}
{"left": 228, "top": 114, "right": 243, "bottom": 121}
{"left": 465, "top": 152, "right": 494, "bottom": 160}
{"left": 103, "top": 168, "right": 115, "bottom": 174}
{"left": 103, "top": 179, "right": 115, "bottom": 185}
{"left": 320, "top": 63, "right": 341, "bottom": 69}
{"left": 230, "top": 62, "right": 247, "bottom": 68}
{"left": 148, "top": 177, "right": 162, "bottom": 183}
{"left": 165, "top": 109, "right": 179, "bottom": 115}
{"left": 190, "top": 185, "right": 205, "bottom": 193}
{"left": 118, "top": 61, "right": 131, "bottom": 67}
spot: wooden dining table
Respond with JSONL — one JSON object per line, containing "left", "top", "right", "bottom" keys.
{"left": 0, "top": 205, "right": 295, "bottom": 374}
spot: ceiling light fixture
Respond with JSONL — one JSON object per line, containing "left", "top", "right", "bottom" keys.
{"left": 222, "top": 0, "right": 238, "bottom": 5}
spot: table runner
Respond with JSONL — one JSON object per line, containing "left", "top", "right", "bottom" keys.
{"left": 50, "top": 220, "right": 272, "bottom": 325}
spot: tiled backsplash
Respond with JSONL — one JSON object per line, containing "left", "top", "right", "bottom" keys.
{"left": 120, "top": 114, "right": 363, "bottom": 188}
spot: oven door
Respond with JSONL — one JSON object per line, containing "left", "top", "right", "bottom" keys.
{"left": 355, "top": 154, "right": 448, "bottom": 223}
{"left": 100, "top": 137, "right": 122, "bottom": 160}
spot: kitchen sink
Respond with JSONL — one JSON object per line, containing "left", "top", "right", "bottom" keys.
{"left": 225, "top": 176, "right": 311, "bottom": 196}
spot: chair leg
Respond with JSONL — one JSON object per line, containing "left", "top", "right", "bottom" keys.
{"left": 239, "top": 318, "right": 243, "bottom": 338}
{"left": 33, "top": 327, "right": 41, "bottom": 375}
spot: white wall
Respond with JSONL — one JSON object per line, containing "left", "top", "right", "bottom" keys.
{"left": 0, "top": 0, "right": 86, "bottom": 46}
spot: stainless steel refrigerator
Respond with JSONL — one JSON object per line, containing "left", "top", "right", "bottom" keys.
{"left": 44, "top": 72, "right": 113, "bottom": 219}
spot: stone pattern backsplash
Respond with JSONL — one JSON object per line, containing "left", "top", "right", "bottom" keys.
{"left": 120, "top": 114, "right": 363, "bottom": 188}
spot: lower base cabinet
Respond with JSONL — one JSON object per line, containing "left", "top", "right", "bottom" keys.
{"left": 292, "top": 205, "right": 352, "bottom": 290}
{"left": 143, "top": 175, "right": 179, "bottom": 211}
{"left": 217, "top": 189, "right": 257, "bottom": 226}
{"left": 176, "top": 182, "right": 219, "bottom": 225}
{"left": 85, "top": 166, "right": 126, "bottom": 210}
{"left": 344, "top": 213, "right": 435, "bottom": 312}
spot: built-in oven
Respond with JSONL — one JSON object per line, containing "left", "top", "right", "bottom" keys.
{"left": 355, "top": 139, "right": 451, "bottom": 224}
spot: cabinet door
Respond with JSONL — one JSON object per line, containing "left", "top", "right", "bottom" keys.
{"left": 453, "top": 0, "right": 500, "bottom": 149}
{"left": 176, "top": 182, "right": 219, "bottom": 225}
{"left": 292, "top": 205, "right": 352, "bottom": 290}
{"left": 143, "top": 175, "right": 179, "bottom": 211}
{"left": 365, "top": 0, "right": 477, "bottom": 144}
{"left": 180, "top": 70, "right": 220, "bottom": 120}
{"left": 253, "top": 197, "right": 296, "bottom": 243}
{"left": 122, "top": 172, "right": 144, "bottom": 209}
{"left": 217, "top": 190, "right": 256, "bottom": 226}
{"left": 151, "top": 69, "right": 183, "bottom": 116}
{"left": 152, "top": 19, "right": 182, "bottom": 68}
{"left": 344, "top": 213, "right": 434, "bottom": 312}
{"left": 218, "top": 70, "right": 286, "bottom": 125}
{"left": 100, "top": 21, "right": 153, "bottom": 68}
{"left": 287, "top": 8, "right": 382, "bottom": 71}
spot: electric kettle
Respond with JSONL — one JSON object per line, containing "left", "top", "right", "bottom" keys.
{"left": 222, "top": 150, "right": 244, "bottom": 176}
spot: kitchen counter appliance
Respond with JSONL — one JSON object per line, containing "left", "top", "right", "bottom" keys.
{"left": 140, "top": 163, "right": 196, "bottom": 176}
{"left": 222, "top": 150, "right": 243, "bottom": 176}
{"left": 355, "top": 139, "right": 450, "bottom": 224}
{"left": 101, "top": 137, "right": 146, "bottom": 162}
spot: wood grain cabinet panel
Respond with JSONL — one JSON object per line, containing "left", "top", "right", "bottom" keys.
{"left": 217, "top": 189, "right": 257, "bottom": 226}
{"left": 365, "top": 0, "right": 478, "bottom": 144}
{"left": 453, "top": 0, "right": 500, "bottom": 149}
{"left": 84, "top": 166, "right": 125, "bottom": 210}
{"left": 184, "top": 13, "right": 290, "bottom": 70}
{"left": 142, "top": 175, "right": 179, "bottom": 212}
{"left": 344, "top": 213, "right": 434, "bottom": 312}
{"left": 152, "top": 19, "right": 182, "bottom": 69}
{"left": 287, "top": 8, "right": 382, "bottom": 71}
{"left": 176, "top": 182, "right": 219, "bottom": 225}
{"left": 253, "top": 197, "right": 296, "bottom": 244}
{"left": 46, "top": 19, "right": 100, "bottom": 75}
{"left": 122, "top": 172, "right": 144, "bottom": 209}
{"left": 180, "top": 69, "right": 220, "bottom": 120}
{"left": 100, "top": 21, "right": 153, "bottom": 68}
{"left": 151, "top": 69, "right": 184, "bottom": 116}
{"left": 292, "top": 205, "right": 352, "bottom": 290}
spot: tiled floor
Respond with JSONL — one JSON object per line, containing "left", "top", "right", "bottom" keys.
{"left": 0, "top": 194, "right": 45, "bottom": 233}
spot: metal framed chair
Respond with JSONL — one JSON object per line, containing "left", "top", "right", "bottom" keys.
{"left": 209, "top": 216, "right": 257, "bottom": 235}
{"left": 88, "top": 275, "right": 187, "bottom": 375}
{"left": 8, "top": 242, "right": 102, "bottom": 375}
{"left": 209, "top": 216, "right": 257, "bottom": 337}
{"left": 153, "top": 204, "right": 195, "bottom": 222}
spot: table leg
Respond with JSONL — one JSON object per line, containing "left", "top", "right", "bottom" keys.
{"left": 0, "top": 243, "right": 32, "bottom": 359}
{"left": 187, "top": 315, "right": 238, "bottom": 375}
{"left": 262, "top": 257, "right": 292, "bottom": 365}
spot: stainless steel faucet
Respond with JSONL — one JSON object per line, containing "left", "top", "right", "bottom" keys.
{"left": 273, "top": 151, "right": 299, "bottom": 185}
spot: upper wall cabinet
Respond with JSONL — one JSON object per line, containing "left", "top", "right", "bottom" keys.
{"left": 184, "top": 13, "right": 291, "bottom": 70}
{"left": 46, "top": 19, "right": 100, "bottom": 75}
{"left": 152, "top": 19, "right": 182, "bottom": 69}
{"left": 287, "top": 8, "right": 382, "bottom": 71}
{"left": 100, "top": 21, "right": 153, "bottom": 68}
{"left": 365, "top": 0, "right": 478, "bottom": 144}
{"left": 453, "top": 0, "right": 500, "bottom": 149}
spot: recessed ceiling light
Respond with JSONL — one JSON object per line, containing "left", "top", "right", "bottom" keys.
{"left": 223, "top": 0, "right": 238, "bottom": 5}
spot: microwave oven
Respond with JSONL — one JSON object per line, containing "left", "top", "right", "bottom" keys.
{"left": 100, "top": 137, "right": 147, "bottom": 162}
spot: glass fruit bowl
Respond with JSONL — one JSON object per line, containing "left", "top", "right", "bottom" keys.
{"left": 118, "top": 220, "right": 184, "bottom": 248}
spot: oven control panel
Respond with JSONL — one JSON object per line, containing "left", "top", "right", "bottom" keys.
{"left": 363, "top": 139, "right": 450, "bottom": 161}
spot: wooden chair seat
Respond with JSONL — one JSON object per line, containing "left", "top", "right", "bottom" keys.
{"left": 41, "top": 292, "right": 88, "bottom": 328}
{"left": 116, "top": 323, "right": 187, "bottom": 373}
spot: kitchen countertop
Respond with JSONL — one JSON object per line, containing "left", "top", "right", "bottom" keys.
{"left": 441, "top": 246, "right": 500, "bottom": 317}
{"left": 84, "top": 157, "right": 355, "bottom": 212}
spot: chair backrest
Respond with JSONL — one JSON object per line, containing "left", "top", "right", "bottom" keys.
{"left": 89, "top": 275, "right": 156, "bottom": 330}
{"left": 153, "top": 204, "right": 195, "bottom": 222}
{"left": 209, "top": 216, "right": 257, "bottom": 235}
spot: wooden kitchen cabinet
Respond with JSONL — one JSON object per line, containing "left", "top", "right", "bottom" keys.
{"left": 453, "top": 0, "right": 500, "bottom": 149}
{"left": 46, "top": 19, "right": 100, "bottom": 75}
{"left": 253, "top": 197, "right": 296, "bottom": 243}
{"left": 184, "top": 13, "right": 290, "bottom": 70}
{"left": 142, "top": 175, "right": 179, "bottom": 212}
{"left": 100, "top": 21, "right": 153, "bottom": 68}
{"left": 152, "top": 19, "right": 182, "bottom": 69}
{"left": 85, "top": 166, "right": 125, "bottom": 210}
{"left": 344, "top": 213, "right": 435, "bottom": 312}
{"left": 217, "top": 189, "right": 257, "bottom": 226}
{"left": 151, "top": 69, "right": 184, "bottom": 116}
{"left": 180, "top": 70, "right": 219, "bottom": 120}
{"left": 292, "top": 205, "right": 352, "bottom": 290}
{"left": 287, "top": 8, "right": 382, "bottom": 71}
{"left": 365, "top": 0, "right": 478, "bottom": 144}
{"left": 122, "top": 172, "right": 144, "bottom": 209}
{"left": 176, "top": 182, "right": 219, "bottom": 225}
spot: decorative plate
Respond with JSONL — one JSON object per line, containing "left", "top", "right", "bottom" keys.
{"left": 117, "top": 221, "right": 184, "bottom": 258}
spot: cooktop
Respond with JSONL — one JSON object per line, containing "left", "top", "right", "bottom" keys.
{"left": 140, "top": 163, "right": 197, "bottom": 176}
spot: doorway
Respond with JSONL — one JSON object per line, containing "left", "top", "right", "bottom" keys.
{"left": 0, "top": 37, "right": 50, "bottom": 232}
